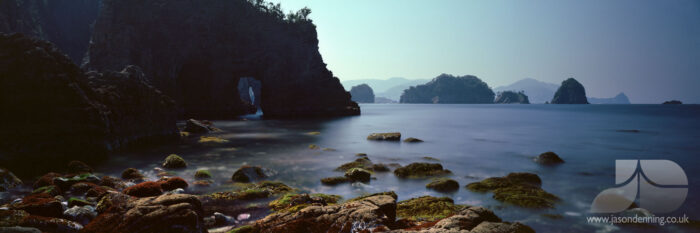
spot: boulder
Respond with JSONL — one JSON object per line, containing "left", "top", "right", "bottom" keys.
{"left": 33, "top": 173, "right": 61, "bottom": 189}
{"left": 160, "top": 177, "right": 188, "bottom": 191}
{"left": 466, "top": 172, "right": 558, "bottom": 208}
{"left": 120, "top": 168, "right": 144, "bottom": 180}
{"left": 66, "top": 161, "right": 93, "bottom": 174}
{"left": 83, "top": 193, "right": 207, "bottom": 233}
{"left": 231, "top": 166, "right": 269, "bottom": 183}
{"left": 534, "top": 151, "right": 565, "bottom": 165}
{"left": 122, "top": 181, "right": 163, "bottom": 197}
{"left": 162, "top": 154, "right": 187, "bottom": 169}
{"left": 268, "top": 193, "right": 342, "bottom": 213}
{"left": 551, "top": 78, "right": 589, "bottom": 104}
{"left": 1, "top": 168, "right": 22, "bottom": 192}
{"left": 63, "top": 205, "right": 97, "bottom": 225}
{"left": 17, "top": 215, "right": 83, "bottom": 233}
{"left": 367, "top": 132, "right": 402, "bottom": 141}
{"left": 394, "top": 163, "right": 452, "bottom": 178}
{"left": 403, "top": 137, "right": 424, "bottom": 143}
{"left": 396, "top": 196, "right": 462, "bottom": 221}
{"left": 11, "top": 194, "right": 64, "bottom": 218}
{"left": 194, "top": 170, "right": 212, "bottom": 179}
{"left": 100, "top": 176, "right": 127, "bottom": 190}
{"left": 184, "top": 119, "right": 214, "bottom": 134}
{"left": 426, "top": 178, "right": 460, "bottom": 192}
{"left": 344, "top": 168, "right": 371, "bottom": 182}
{"left": 83, "top": 0, "right": 359, "bottom": 118}
{"left": 209, "top": 181, "right": 293, "bottom": 201}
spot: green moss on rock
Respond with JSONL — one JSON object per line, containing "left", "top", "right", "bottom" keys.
{"left": 397, "top": 196, "right": 463, "bottom": 221}
{"left": 466, "top": 172, "right": 558, "bottom": 208}
{"left": 194, "top": 169, "right": 212, "bottom": 179}
{"left": 426, "top": 178, "right": 459, "bottom": 192}
{"left": 393, "top": 163, "right": 451, "bottom": 178}
{"left": 346, "top": 191, "right": 398, "bottom": 203}
{"left": 162, "top": 154, "right": 187, "bottom": 169}
{"left": 269, "top": 193, "right": 341, "bottom": 213}
{"left": 210, "top": 181, "right": 292, "bottom": 201}
{"left": 320, "top": 176, "right": 350, "bottom": 185}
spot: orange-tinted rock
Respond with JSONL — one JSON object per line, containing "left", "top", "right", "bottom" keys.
{"left": 12, "top": 193, "right": 63, "bottom": 218}
{"left": 122, "top": 181, "right": 163, "bottom": 197}
{"left": 160, "top": 177, "right": 188, "bottom": 191}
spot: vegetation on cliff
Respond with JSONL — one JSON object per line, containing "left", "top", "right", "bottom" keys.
{"left": 400, "top": 74, "right": 495, "bottom": 104}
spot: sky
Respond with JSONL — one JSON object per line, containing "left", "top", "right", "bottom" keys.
{"left": 270, "top": 0, "right": 700, "bottom": 103}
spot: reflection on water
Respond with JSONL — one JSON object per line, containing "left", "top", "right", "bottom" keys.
{"left": 90, "top": 104, "right": 700, "bottom": 232}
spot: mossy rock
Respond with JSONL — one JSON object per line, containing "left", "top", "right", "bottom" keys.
{"left": 320, "top": 176, "right": 350, "bottom": 186}
{"left": 345, "top": 168, "right": 371, "bottom": 182}
{"left": 393, "top": 163, "right": 451, "bottom": 178}
{"left": 68, "top": 197, "right": 92, "bottom": 207}
{"left": 194, "top": 169, "right": 212, "bottom": 179}
{"left": 162, "top": 154, "right": 187, "bottom": 169}
{"left": 32, "top": 185, "right": 60, "bottom": 196}
{"left": 397, "top": 196, "right": 463, "bottom": 221}
{"left": 403, "top": 137, "right": 423, "bottom": 143}
{"left": 199, "top": 136, "right": 229, "bottom": 145}
{"left": 121, "top": 168, "right": 144, "bottom": 180}
{"left": 231, "top": 165, "right": 267, "bottom": 183}
{"left": 371, "top": 163, "right": 390, "bottom": 172}
{"left": 335, "top": 157, "right": 372, "bottom": 171}
{"left": 426, "top": 178, "right": 459, "bottom": 192}
{"left": 346, "top": 191, "right": 398, "bottom": 203}
{"left": 308, "top": 144, "right": 320, "bottom": 150}
{"left": 227, "top": 225, "right": 256, "bottom": 233}
{"left": 534, "top": 151, "right": 565, "bottom": 165}
{"left": 210, "top": 181, "right": 292, "bottom": 201}
{"left": 306, "top": 131, "right": 321, "bottom": 136}
{"left": 269, "top": 193, "right": 341, "bottom": 213}
{"left": 466, "top": 172, "right": 558, "bottom": 208}
{"left": 367, "top": 132, "right": 401, "bottom": 141}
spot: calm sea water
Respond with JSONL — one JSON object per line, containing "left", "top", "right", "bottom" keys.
{"left": 90, "top": 104, "right": 700, "bottom": 232}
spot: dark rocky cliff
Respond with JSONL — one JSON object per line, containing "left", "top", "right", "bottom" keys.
{"left": 84, "top": 0, "right": 359, "bottom": 118}
{"left": 551, "top": 78, "right": 589, "bottom": 104}
{"left": 350, "top": 84, "right": 375, "bottom": 103}
{"left": 400, "top": 74, "right": 494, "bottom": 104}
{"left": 495, "top": 91, "right": 530, "bottom": 104}
{"left": 0, "top": 33, "right": 178, "bottom": 175}
{"left": 0, "top": 0, "right": 101, "bottom": 64}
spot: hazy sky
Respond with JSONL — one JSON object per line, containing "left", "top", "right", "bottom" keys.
{"left": 270, "top": 0, "right": 700, "bottom": 103}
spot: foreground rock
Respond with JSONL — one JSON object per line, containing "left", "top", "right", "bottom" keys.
{"left": 83, "top": 193, "right": 207, "bottom": 233}
{"left": 350, "top": 84, "right": 375, "bottom": 103}
{"left": 0, "top": 33, "right": 178, "bottom": 175}
{"left": 162, "top": 154, "right": 187, "bottom": 169}
{"left": 394, "top": 163, "right": 452, "bottom": 178}
{"left": 84, "top": 0, "right": 359, "bottom": 118}
{"left": 184, "top": 119, "right": 217, "bottom": 134}
{"left": 231, "top": 166, "right": 271, "bottom": 183}
{"left": 426, "top": 178, "right": 460, "bottom": 192}
{"left": 534, "top": 151, "right": 564, "bottom": 165}
{"left": 367, "top": 132, "right": 402, "bottom": 141}
{"left": 209, "top": 181, "right": 293, "bottom": 201}
{"left": 551, "top": 78, "right": 589, "bottom": 104}
{"left": 400, "top": 74, "right": 495, "bottom": 104}
{"left": 466, "top": 172, "right": 559, "bottom": 208}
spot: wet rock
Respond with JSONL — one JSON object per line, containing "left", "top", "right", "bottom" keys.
{"left": 86, "top": 186, "right": 113, "bottom": 199}
{"left": 63, "top": 205, "right": 97, "bottom": 225}
{"left": 663, "top": 100, "right": 682, "bottom": 105}
{"left": 367, "top": 132, "right": 402, "bottom": 141}
{"left": 210, "top": 181, "right": 293, "bottom": 201}
{"left": 83, "top": 193, "right": 206, "bottom": 233}
{"left": 397, "top": 196, "right": 462, "bottom": 221}
{"left": 193, "top": 180, "right": 212, "bottom": 187}
{"left": 426, "top": 178, "right": 460, "bottom": 192}
{"left": 122, "top": 181, "right": 163, "bottom": 197}
{"left": 269, "top": 193, "right": 342, "bottom": 213}
{"left": 356, "top": 153, "right": 368, "bottom": 157}
{"left": 466, "top": 172, "right": 558, "bottom": 208}
{"left": 251, "top": 194, "right": 395, "bottom": 232}
{"left": 33, "top": 173, "right": 61, "bottom": 189}
{"left": 335, "top": 157, "right": 373, "bottom": 171}
{"left": 0, "top": 209, "right": 29, "bottom": 227}
{"left": 345, "top": 168, "right": 371, "bottom": 182}
{"left": 160, "top": 177, "right": 188, "bottom": 191}
{"left": 11, "top": 193, "right": 64, "bottom": 218}
{"left": 52, "top": 174, "right": 101, "bottom": 191}
{"left": 66, "top": 161, "right": 93, "bottom": 174}
{"left": 403, "top": 137, "right": 424, "bottom": 143}
{"left": 184, "top": 119, "right": 214, "bottom": 134}
{"left": 371, "top": 163, "right": 391, "bottom": 172}
{"left": 1, "top": 168, "right": 23, "bottom": 192}
{"left": 320, "top": 176, "right": 351, "bottom": 186}
{"left": 100, "top": 176, "right": 127, "bottom": 190}
{"left": 31, "top": 186, "right": 60, "bottom": 196}
{"left": 120, "top": 168, "right": 144, "bottom": 180}
{"left": 469, "top": 221, "right": 535, "bottom": 233}
{"left": 198, "top": 136, "right": 229, "bottom": 145}
{"left": 18, "top": 215, "right": 83, "bottom": 233}
{"left": 194, "top": 169, "right": 212, "bottom": 179}
{"left": 162, "top": 154, "right": 187, "bottom": 169}
{"left": 67, "top": 198, "right": 92, "bottom": 208}
{"left": 534, "top": 151, "right": 565, "bottom": 165}
{"left": 394, "top": 163, "right": 452, "bottom": 178}
{"left": 0, "top": 226, "right": 41, "bottom": 233}
{"left": 232, "top": 166, "right": 268, "bottom": 183}
{"left": 68, "top": 182, "right": 98, "bottom": 195}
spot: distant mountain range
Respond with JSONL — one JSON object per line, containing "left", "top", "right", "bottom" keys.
{"left": 342, "top": 78, "right": 429, "bottom": 101}
{"left": 494, "top": 78, "right": 559, "bottom": 104}
{"left": 588, "top": 93, "right": 631, "bottom": 104}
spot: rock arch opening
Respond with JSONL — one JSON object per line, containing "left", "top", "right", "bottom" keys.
{"left": 238, "top": 77, "right": 262, "bottom": 115}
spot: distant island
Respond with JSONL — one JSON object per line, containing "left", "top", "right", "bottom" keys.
{"left": 400, "top": 74, "right": 495, "bottom": 104}
{"left": 495, "top": 91, "right": 530, "bottom": 104}
{"left": 342, "top": 77, "right": 429, "bottom": 102}
{"left": 494, "top": 78, "right": 558, "bottom": 104}
{"left": 349, "top": 84, "right": 375, "bottom": 103}
{"left": 588, "top": 93, "right": 630, "bottom": 104}
{"left": 663, "top": 100, "right": 683, "bottom": 105}
{"left": 551, "top": 78, "right": 589, "bottom": 104}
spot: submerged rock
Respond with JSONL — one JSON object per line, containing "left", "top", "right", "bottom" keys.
{"left": 1, "top": 168, "right": 22, "bottom": 192}
{"left": 162, "top": 154, "right": 187, "bottom": 169}
{"left": 426, "top": 178, "right": 460, "bottom": 192}
{"left": 367, "top": 132, "right": 402, "bottom": 141}
{"left": 83, "top": 193, "right": 207, "bottom": 233}
{"left": 466, "top": 172, "right": 559, "bottom": 208}
{"left": 403, "top": 137, "right": 424, "bottom": 143}
{"left": 231, "top": 166, "right": 269, "bottom": 183}
{"left": 394, "top": 163, "right": 452, "bottom": 178}
{"left": 534, "top": 151, "right": 565, "bottom": 165}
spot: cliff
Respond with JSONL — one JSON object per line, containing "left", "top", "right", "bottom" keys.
{"left": 551, "top": 78, "right": 589, "bottom": 104}
{"left": 400, "top": 74, "right": 494, "bottom": 104}
{"left": 588, "top": 92, "right": 631, "bottom": 104}
{"left": 0, "top": 33, "right": 178, "bottom": 175}
{"left": 350, "top": 84, "right": 375, "bottom": 103}
{"left": 495, "top": 91, "right": 530, "bottom": 104}
{"left": 0, "top": 0, "right": 101, "bottom": 64}
{"left": 83, "top": 0, "right": 359, "bottom": 118}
